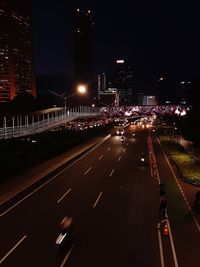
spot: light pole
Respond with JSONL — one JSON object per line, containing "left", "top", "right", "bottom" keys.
{"left": 48, "top": 91, "right": 68, "bottom": 115}
{"left": 49, "top": 84, "right": 87, "bottom": 116}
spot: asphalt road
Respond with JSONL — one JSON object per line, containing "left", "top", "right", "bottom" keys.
{"left": 0, "top": 125, "right": 199, "bottom": 267}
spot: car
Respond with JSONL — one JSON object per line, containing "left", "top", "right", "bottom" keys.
{"left": 116, "top": 129, "right": 124, "bottom": 135}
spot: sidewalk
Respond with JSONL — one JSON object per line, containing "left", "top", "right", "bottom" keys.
{"left": 177, "top": 135, "right": 200, "bottom": 160}
{"left": 0, "top": 136, "right": 104, "bottom": 205}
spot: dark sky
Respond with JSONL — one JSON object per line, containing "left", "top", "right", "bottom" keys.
{"left": 32, "top": 0, "right": 200, "bottom": 91}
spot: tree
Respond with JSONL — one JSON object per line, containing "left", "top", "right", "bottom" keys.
{"left": 181, "top": 109, "right": 200, "bottom": 146}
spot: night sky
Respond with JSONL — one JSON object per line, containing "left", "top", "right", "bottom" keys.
{"left": 32, "top": 0, "right": 200, "bottom": 91}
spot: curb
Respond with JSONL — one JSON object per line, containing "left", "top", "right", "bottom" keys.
{"left": 0, "top": 134, "right": 110, "bottom": 207}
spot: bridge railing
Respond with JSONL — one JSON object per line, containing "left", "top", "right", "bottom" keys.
{"left": 0, "top": 106, "right": 101, "bottom": 139}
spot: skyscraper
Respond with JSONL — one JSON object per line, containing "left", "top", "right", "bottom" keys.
{"left": 0, "top": 0, "right": 36, "bottom": 103}
{"left": 73, "top": 7, "right": 93, "bottom": 84}
{"left": 110, "top": 60, "right": 135, "bottom": 105}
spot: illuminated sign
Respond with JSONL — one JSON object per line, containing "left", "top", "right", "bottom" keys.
{"left": 116, "top": 60, "right": 124, "bottom": 64}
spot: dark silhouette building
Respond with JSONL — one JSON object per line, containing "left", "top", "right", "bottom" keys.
{"left": 0, "top": 0, "right": 36, "bottom": 103}
{"left": 109, "top": 60, "right": 135, "bottom": 105}
{"left": 73, "top": 7, "right": 93, "bottom": 84}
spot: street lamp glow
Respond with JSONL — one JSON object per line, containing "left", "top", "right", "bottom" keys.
{"left": 77, "top": 85, "right": 87, "bottom": 94}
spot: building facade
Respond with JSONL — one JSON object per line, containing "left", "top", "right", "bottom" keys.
{"left": 109, "top": 60, "right": 135, "bottom": 106}
{"left": 0, "top": 0, "right": 36, "bottom": 103}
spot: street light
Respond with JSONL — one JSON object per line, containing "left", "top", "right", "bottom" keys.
{"left": 49, "top": 85, "right": 87, "bottom": 116}
{"left": 77, "top": 84, "right": 87, "bottom": 94}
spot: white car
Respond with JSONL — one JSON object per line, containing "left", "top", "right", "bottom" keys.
{"left": 117, "top": 129, "right": 124, "bottom": 135}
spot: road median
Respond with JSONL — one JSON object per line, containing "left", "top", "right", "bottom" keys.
{"left": 158, "top": 135, "right": 200, "bottom": 186}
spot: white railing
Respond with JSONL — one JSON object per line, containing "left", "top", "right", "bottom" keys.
{"left": 0, "top": 106, "right": 101, "bottom": 139}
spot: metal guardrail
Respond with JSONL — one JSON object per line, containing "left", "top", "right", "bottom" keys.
{"left": 0, "top": 106, "right": 101, "bottom": 139}
{"left": 0, "top": 105, "right": 188, "bottom": 140}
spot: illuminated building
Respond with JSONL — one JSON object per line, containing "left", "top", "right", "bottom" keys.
{"left": 110, "top": 59, "right": 135, "bottom": 105}
{"left": 0, "top": 0, "right": 36, "bottom": 103}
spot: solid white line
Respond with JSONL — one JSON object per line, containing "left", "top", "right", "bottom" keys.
{"left": 98, "top": 155, "right": 104, "bottom": 160}
{"left": 57, "top": 188, "right": 72, "bottom": 204}
{"left": 93, "top": 192, "right": 103, "bottom": 208}
{"left": 84, "top": 166, "right": 92, "bottom": 175}
{"left": 118, "top": 156, "right": 122, "bottom": 162}
{"left": 0, "top": 134, "right": 111, "bottom": 217}
{"left": 165, "top": 213, "right": 179, "bottom": 267}
{"left": 157, "top": 136, "right": 200, "bottom": 233}
{"left": 0, "top": 235, "right": 27, "bottom": 264}
{"left": 157, "top": 224, "right": 165, "bottom": 267}
{"left": 60, "top": 245, "right": 74, "bottom": 267}
{"left": 152, "top": 135, "right": 179, "bottom": 267}
{"left": 107, "top": 147, "right": 111, "bottom": 151}
{"left": 110, "top": 169, "right": 115, "bottom": 177}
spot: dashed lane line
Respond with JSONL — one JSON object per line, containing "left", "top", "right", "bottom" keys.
{"left": 60, "top": 245, "right": 74, "bottom": 267}
{"left": 110, "top": 169, "right": 115, "bottom": 177}
{"left": 84, "top": 167, "right": 92, "bottom": 176}
{"left": 57, "top": 188, "right": 72, "bottom": 204}
{"left": 93, "top": 192, "right": 103, "bottom": 208}
{"left": 0, "top": 134, "right": 111, "bottom": 217}
{"left": 118, "top": 156, "right": 122, "bottom": 162}
{"left": 98, "top": 155, "right": 104, "bottom": 160}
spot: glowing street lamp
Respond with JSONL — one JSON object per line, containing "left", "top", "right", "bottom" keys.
{"left": 49, "top": 85, "right": 87, "bottom": 116}
{"left": 77, "top": 84, "right": 87, "bottom": 94}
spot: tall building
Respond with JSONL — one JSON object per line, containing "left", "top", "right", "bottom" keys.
{"left": 73, "top": 7, "right": 93, "bottom": 84}
{"left": 97, "top": 72, "right": 106, "bottom": 100}
{"left": 110, "top": 60, "right": 135, "bottom": 105}
{"left": 0, "top": 0, "right": 36, "bottom": 103}
{"left": 143, "top": 95, "right": 157, "bottom": 105}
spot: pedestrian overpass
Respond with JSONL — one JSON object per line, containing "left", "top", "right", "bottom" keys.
{"left": 0, "top": 105, "right": 188, "bottom": 139}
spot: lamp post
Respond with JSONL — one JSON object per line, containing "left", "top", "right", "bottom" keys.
{"left": 49, "top": 84, "right": 87, "bottom": 116}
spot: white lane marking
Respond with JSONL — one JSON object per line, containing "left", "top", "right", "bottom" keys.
{"left": 60, "top": 245, "right": 74, "bottom": 267}
{"left": 57, "top": 188, "right": 72, "bottom": 204}
{"left": 165, "top": 213, "right": 179, "bottom": 267}
{"left": 98, "top": 155, "right": 104, "bottom": 160}
{"left": 0, "top": 134, "right": 111, "bottom": 217}
{"left": 123, "top": 148, "right": 126, "bottom": 153}
{"left": 126, "top": 143, "right": 129, "bottom": 146}
{"left": 0, "top": 235, "right": 27, "bottom": 264}
{"left": 84, "top": 166, "right": 92, "bottom": 175}
{"left": 157, "top": 223, "right": 165, "bottom": 267}
{"left": 157, "top": 136, "right": 200, "bottom": 233}
{"left": 110, "top": 169, "right": 115, "bottom": 177}
{"left": 93, "top": 192, "right": 103, "bottom": 208}
{"left": 152, "top": 135, "right": 179, "bottom": 267}
{"left": 107, "top": 147, "right": 111, "bottom": 151}
{"left": 118, "top": 156, "right": 122, "bottom": 162}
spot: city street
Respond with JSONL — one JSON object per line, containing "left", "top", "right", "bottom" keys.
{"left": 0, "top": 126, "right": 199, "bottom": 267}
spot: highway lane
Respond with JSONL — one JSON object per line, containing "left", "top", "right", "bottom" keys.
{"left": 0, "top": 126, "right": 161, "bottom": 267}
{"left": 152, "top": 131, "right": 200, "bottom": 267}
